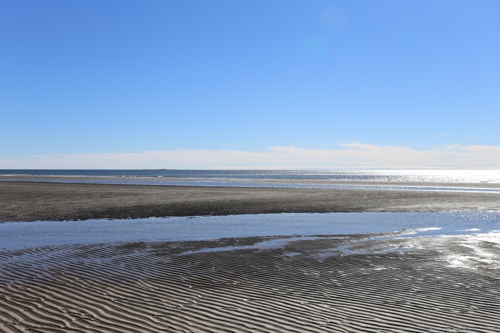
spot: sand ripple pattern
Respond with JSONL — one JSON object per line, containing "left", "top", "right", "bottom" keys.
{"left": 1, "top": 236, "right": 500, "bottom": 332}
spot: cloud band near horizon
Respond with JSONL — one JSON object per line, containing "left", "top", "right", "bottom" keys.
{"left": 2, "top": 142, "right": 500, "bottom": 169}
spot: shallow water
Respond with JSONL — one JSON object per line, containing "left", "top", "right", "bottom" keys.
{"left": 2, "top": 177, "right": 500, "bottom": 193}
{"left": 1, "top": 212, "right": 500, "bottom": 251}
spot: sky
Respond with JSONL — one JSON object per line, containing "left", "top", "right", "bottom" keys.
{"left": 1, "top": 0, "right": 500, "bottom": 169}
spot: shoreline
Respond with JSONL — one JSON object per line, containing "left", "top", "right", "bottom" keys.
{"left": 3, "top": 174, "right": 500, "bottom": 189}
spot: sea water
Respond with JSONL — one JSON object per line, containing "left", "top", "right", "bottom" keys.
{"left": 2, "top": 169, "right": 500, "bottom": 193}
{"left": 1, "top": 169, "right": 500, "bottom": 183}
{"left": 1, "top": 212, "right": 499, "bottom": 252}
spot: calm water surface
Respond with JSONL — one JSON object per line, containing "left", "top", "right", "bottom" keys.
{"left": 1, "top": 212, "right": 499, "bottom": 251}
{"left": 2, "top": 170, "right": 500, "bottom": 193}
{"left": 2, "top": 169, "right": 500, "bottom": 183}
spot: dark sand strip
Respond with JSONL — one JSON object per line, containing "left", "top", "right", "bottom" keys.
{"left": 1, "top": 181, "right": 500, "bottom": 222}
{"left": 1, "top": 235, "right": 500, "bottom": 332}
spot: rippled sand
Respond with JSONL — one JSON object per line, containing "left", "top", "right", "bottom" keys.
{"left": 1, "top": 233, "right": 500, "bottom": 332}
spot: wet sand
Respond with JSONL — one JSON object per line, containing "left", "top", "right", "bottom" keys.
{"left": 1, "top": 181, "right": 500, "bottom": 222}
{"left": 1, "top": 180, "right": 500, "bottom": 332}
{"left": 1, "top": 234, "right": 500, "bottom": 332}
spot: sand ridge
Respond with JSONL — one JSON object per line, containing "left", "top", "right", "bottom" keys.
{"left": 1, "top": 181, "right": 500, "bottom": 222}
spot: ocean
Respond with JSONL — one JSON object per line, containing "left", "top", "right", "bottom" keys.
{"left": 2, "top": 169, "right": 500, "bottom": 193}
{"left": 1, "top": 169, "right": 500, "bottom": 183}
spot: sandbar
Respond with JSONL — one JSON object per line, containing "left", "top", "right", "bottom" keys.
{"left": 1, "top": 180, "right": 500, "bottom": 222}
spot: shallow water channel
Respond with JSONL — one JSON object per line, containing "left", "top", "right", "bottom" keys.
{"left": 1, "top": 212, "right": 500, "bottom": 252}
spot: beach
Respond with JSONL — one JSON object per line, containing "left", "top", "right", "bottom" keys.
{"left": 1, "top": 179, "right": 500, "bottom": 332}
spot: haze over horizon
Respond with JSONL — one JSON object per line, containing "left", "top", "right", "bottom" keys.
{"left": 2, "top": 0, "right": 499, "bottom": 169}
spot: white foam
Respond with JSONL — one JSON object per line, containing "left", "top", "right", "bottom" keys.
{"left": 400, "top": 227, "right": 442, "bottom": 236}
{"left": 438, "top": 231, "right": 500, "bottom": 269}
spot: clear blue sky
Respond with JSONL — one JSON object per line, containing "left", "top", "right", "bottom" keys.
{"left": 1, "top": 0, "right": 499, "bottom": 168}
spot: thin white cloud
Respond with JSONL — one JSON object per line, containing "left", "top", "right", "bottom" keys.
{"left": 1, "top": 142, "right": 500, "bottom": 169}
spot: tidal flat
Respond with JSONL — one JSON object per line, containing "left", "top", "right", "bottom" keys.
{"left": 1, "top": 180, "right": 500, "bottom": 332}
